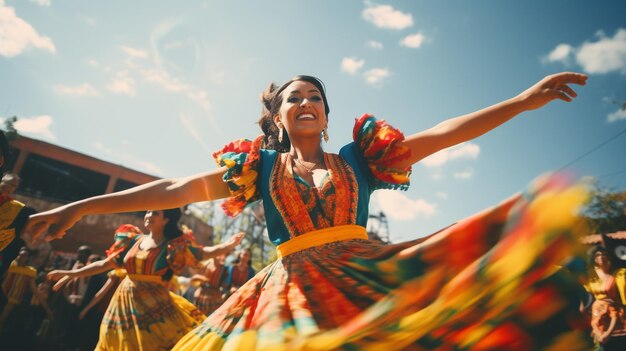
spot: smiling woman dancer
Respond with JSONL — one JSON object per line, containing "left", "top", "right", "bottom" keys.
{"left": 28, "top": 72, "right": 589, "bottom": 350}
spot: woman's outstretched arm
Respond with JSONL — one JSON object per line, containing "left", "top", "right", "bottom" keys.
{"left": 202, "top": 232, "right": 244, "bottom": 260}
{"left": 48, "top": 258, "right": 117, "bottom": 283}
{"left": 395, "top": 72, "right": 588, "bottom": 168}
{"left": 27, "top": 167, "right": 231, "bottom": 242}
{"left": 78, "top": 276, "right": 117, "bottom": 320}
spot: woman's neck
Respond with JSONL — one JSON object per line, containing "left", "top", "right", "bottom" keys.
{"left": 595, "top": 266, "right": 611, "bottom": 277}
{"left": 288, "top": 138, "right": 324, "bottom": 162}
{"left": 149, "top": 230, "right": 165, "bottom": 245}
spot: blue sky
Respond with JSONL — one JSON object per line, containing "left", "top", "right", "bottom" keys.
{"left": 1, "top": 0, "right": 625, "bottom": 242}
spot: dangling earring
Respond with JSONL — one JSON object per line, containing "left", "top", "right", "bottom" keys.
{"left": 322, "top": 128, "right": 329, "bottom": 142}
{"left": 278, "top": 127, "right": 284, "bottom": 143}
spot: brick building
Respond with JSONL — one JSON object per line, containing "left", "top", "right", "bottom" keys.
{"left": 8, "top": 135, "right": 214, "bottom": 256}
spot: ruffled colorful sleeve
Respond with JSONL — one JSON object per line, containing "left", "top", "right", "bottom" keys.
{"left": 213, "top": 136, "right": 263, "bottom": 217}
{"left": 166, "top": 231, "right": 204, "bottom": 273}
{"left": 353, "top": 114, "right": 411, "bottom": 191}
{"left": 105, "top": 224, "right": 142, "bottom": 267}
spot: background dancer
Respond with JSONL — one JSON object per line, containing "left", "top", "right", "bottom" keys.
{"left": 47, "top": 209, "right": 243, "bottom": 350}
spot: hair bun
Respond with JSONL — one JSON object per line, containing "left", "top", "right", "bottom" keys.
{"left": 260, "top": 83, "right": 277, "bottom": 112}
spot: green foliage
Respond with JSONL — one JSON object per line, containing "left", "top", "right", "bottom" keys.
{"left": 583, "top": 186, "right": 626, "bottom": 234}
{"left": 2, "top": 116, "right": 19, "bottom": 140}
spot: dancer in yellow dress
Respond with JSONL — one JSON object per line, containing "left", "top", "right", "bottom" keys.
{"left": 47, "top": 210, "right": 242, "bottom": 350}
{"left": 28, "top": 72, "right": 590, "bottom": 350}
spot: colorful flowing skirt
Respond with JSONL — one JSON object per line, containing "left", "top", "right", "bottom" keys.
{"left": 195, "top": 286, "right": 225, "bottom": 316}
{"left": 173, "top": 175, "right": 592, "bottom": 350}
{"left": 96, "top": 275, "right": 205, "bottom": 351}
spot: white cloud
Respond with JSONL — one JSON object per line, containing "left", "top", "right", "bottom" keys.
{"left": 373, "top": 190, "right": 436, "bottom": 220}
{"left": 430, "top": 170, "right": 444, "bottom": 180}
{"left": 120, "top": 45, "right": 148, "bottom": 59}
{"left": 53, "top": 83, "right": 99, "bottom": 97}
{"left": 546, "top": 43, "right": 573, "bottom": 63}
{"left": 436, "top": 191, "right": 448, "bottom": 200}
{"left": 366, "top": 40, "right": 383, "bottom": 49}
{"left": 104, "top": 19, "right": 220, "bottom": 134}
{"left": 106, "top": 70, "right": 136, "bottom": 96}
{"left": 362, "top": 4, "right": 413, "bottom": 30}
{"left": 400, "top": 32, "right": 426, "bottom": 48}
{"left": 341, "top": 57, "right": 365, "bottom": 75}
{"left": 86, "top": 58, "right": 111, "bottom": 72}
{"left": 607, "top": 108, "right": 626, "bottom": 123}
{"left": 453, "top": 168, "right": 474, "bottom": 179}
{"left": 15, "top": 115, "right": 55, "bottom": 140}
{"left": 576, "top": 29, "right": 626, "bottom": 74}
{"left": 141, "top": 68, "right": 186, "bottom": 92}
{"left": 31, "top": 0, "right": 50, "bottom": 6}
{"left": 363, "top": 67, "right": 391, "bottom": 85}
{"left": 0, "top": 115, "right": 56, "bottom": 140}
{"left": 187, "top": 90, "right": 210, "bottom": 112}
{"left": 93, "top": 141, "right": 163, "bottom": 175}
{"left": 449, "top": 143, "right": 480, "bottom": 159}
{"left": 421, "top": 142, "right": 480, "bottom": 167}
{"left": 546, "top": 28, "right": 626, "bottom": 74}
{"left": 0, "top": 1, "right": 55, "bottom": 57}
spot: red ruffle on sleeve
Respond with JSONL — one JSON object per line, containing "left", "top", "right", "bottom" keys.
{"left": 105, "top": 224, "right": 142, "bottom": 267}
{"left": 212, "top": 136, "right": 264, "bottom": 217}
{"left": 353, "top": 114, "right": 411, "bottom": 191}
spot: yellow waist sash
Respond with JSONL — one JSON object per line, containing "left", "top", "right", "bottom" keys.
{"left": 276, "top": 225, "right": 368, "bottom": 259}
{"left": 127, "top": 274, "right": 165, "bottom": 285}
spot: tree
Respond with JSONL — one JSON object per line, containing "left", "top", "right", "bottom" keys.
{"left": 583, "top": 186, "right": 626, "bottom": 234}
{"left": 2, "top": 116, "right": 19, "bottom": 140}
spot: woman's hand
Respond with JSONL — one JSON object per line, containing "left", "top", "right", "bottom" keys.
{"left": 516, "top": 72, "right": 587, "bottom": 111}
{"left": 78, "top": 308, "right": 89, "bottom": 320}
{"left": 48, "top": 274, "right": 72, "bottom": 292}
{"left": 47, "top": 270, "right": 70, "bottom": 282}
{"left": 226, "top": 232, "right": 245, "bottom": 250}
{"left": 26, "top": 205, "right": 83, "bottom": 243}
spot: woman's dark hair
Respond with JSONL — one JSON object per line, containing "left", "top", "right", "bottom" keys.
{"left": 162, "top": 208, "right": 183, "bottom": 240}
{"left": 0, "top": 130, "right": 10, "bottom": 175}
{"left": 160, "top": 207, "right": 183, "bottom": 282}
{"left": 257, "top": 75, "right": 330, "bottom": 152}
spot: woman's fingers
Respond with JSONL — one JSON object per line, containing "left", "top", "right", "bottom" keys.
{"left": 549, "top": 72, "right": 588, "bottom": 86}
{"left": 46, "top": 224, "right": 67, "bottom": 242}
{"left": 26, "top": 218, "right": 49, "bottom": 244}
{"left": 551, "top": 89, "right": 573, "bottom": 102}
{"left": 559, "top": 84, "right": 578, "bottom": 98}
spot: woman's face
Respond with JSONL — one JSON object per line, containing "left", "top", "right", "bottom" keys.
{"left": 215, "top": 254, "right": 226, "bottom": 265}
{"left": 275, "top": 80, "right": 327, "bottom": 141}
{"left": 240, "top": 250, "right": 251, "bottom": 264}
{"left": 594, "top": 251, "right": 611, "bottom": 270}
{"left": 144, "top": 210, "right": 168, "bottom": 231}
